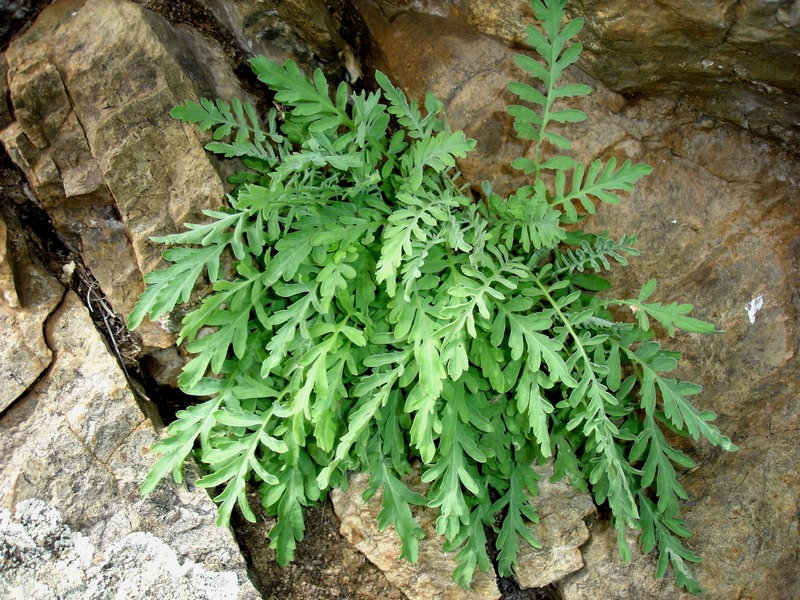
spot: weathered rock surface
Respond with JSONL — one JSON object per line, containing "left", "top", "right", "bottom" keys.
{"left": 332, "top": 465, "right": 599, "bottom": 598}
{"left": 0, "top": 290, "right": 260, "bottom": 599}
{"left": 1, "top": 499, "right": 246, "bottom": 599}
{"left": 366, "top": 0, "right": 800, "bottom": 144}
{"left": 2, "top": 0, "right": 797, "bottom": 597}
{"left": 0, "top": 0, "right": 51, "bottom": 50}
{"left": 1, "top": 0, "right": 247, "bottom": 349}
{"left": 515, "top": 464, "right": 596, "bottom": 589}
{"left": 355, "top": 3, "right": 800, "bottom": 598}
{"left": 0, "top": 208, "right": 64, "bottom": 413}
{"left": 331, "top": 473, "right": 501, "bottom": 600}
{"left": 199, "top": 0, "right": 347, "bottom": 69}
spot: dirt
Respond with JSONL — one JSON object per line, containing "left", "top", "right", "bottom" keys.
{"left": 233, "top": 488, "right": 408, "bottom": 600}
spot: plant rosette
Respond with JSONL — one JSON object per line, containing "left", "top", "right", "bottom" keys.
{"left": 129, "top": 0, "right": 736, "bottom": 592}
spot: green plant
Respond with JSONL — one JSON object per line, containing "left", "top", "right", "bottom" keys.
{"left": 129, "top": 0, "right": 736, "bottom": 592}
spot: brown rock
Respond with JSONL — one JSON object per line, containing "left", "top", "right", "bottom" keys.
{"left": 0, "top": 209, "right": 64, "bottom": 413}
{"left": 0, "top": 211, "right": 19, "bottom": 308}
{"left": 367, "top": 0, "right": 800, "bottom": 142}
{"left": 331, "top": 473, "right": 501, "bottom": 600}
{"left": 347, "top": 4, "right": 800, "bottom": 598}
{"left": 515, "top": 464, "right": 596, "bottom": 589}
{"left": 199, "top": 0, "right": 347, "bottom": 72}
{"left": 0, "top": 0, "right": 248, "bottom": 348}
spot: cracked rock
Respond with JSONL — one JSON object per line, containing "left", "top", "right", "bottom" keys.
{"left": 0, "top": 291, "right": 260, "bottom": 598}
{"left": 0, "top": 208, "right": 64, "bottom": 413}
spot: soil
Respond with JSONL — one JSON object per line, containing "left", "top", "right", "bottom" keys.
{"left": 233, "top": 489, "right": 408, "bottom": 600}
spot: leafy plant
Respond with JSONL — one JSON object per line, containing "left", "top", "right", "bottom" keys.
{"left": 129, "top": 0, "right": 736, "bottom": 592}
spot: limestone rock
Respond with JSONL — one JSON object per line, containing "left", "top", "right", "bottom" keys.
{"left": 0, "top": 291, "right": 260, "bottom": 598}
{"left": 0, "top": 499, "right": 247, "bottom": 600}
{"left": 352, "top": 4, "right": 800, "bottom": 598}
{"left": 0, "top": 0, "right": 248, "bottom": 348}
{"left": 0, "top": 209, "right": 64, "bottom": 413}
{"left": 331, "top": 473, "right": 501, "bottom": 600}
{"left": 515, "top": 465, "right": 596, "bottom": 589}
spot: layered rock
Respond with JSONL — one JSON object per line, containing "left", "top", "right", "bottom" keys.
{"left": 0, "top": 0, "right": 246, "bottom": 349}
{"left": 0, "top": 207, "right": 64, "bottom": 413}
{"left": 1, "top": 0, "right": 797, "bottom": 598}
{"left": 365, "top": 0, "right": 800, "bottom": 143}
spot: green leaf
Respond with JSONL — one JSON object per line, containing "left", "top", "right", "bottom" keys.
{"left": 368, "top": 463, "right": 428, "bottom": 564}
{"left": 444, "top": 504, "right": 493, "bottom": 588}
{"left": 493, "top": 464, "right": 542, "bottom": 576}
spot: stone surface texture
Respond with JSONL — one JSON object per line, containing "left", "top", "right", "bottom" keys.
{"left": 515, "top": 464, "right": 596, "bottom": 589}
{"left": 0, "top": 0, "right": 246, "bottom": 349}
{"left": 199, "top": 0, "right": 347, "bottom": 69}
{"left": 0, "top": 208, "right": 64, "bottom": 413}
{"left": 366, "top": 0, "right": 800, "bottom": 144}
{"left": 1, "top": 0, "right": 798, "bottom": 598}
{"left": 354, "top": 2, "right": 800, "bottom": 598}
{"left": 0, "top": 291, "right": 260, "bottom": 599}
{"left": 331, "top": 473, "right": 501, "bottom": 600}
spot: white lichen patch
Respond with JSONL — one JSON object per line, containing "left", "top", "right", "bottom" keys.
{"left": 746, "top": 294, "right": 765, "bottom": 324}
{"left": 0, "top": 499, "right": 243, "bottom": 600}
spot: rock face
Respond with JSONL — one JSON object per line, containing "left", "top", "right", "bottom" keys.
{"left": 1, "top": 500, "right": 246, "bottom": 600}
{"left": 332, "top": 466, "right": 599, "bottom": 598}
{"left": 0, "top": 0, "right": 246, "bottom": 349}
{"left": 1, "top": 0, "right": 798, "bottom": 598}
{"left": 199, "top": 0, "right": 348, "bottom": 68}
{"left": 332, "top": 473, "right": 501, "bottom": 600}
{"left": 0, "top": 291, "right": 260, "bottom": 599}
{"left": 0, "top": 208, "right": 64, "bottom": 413}
{"left": 353, "top": 2, "right": 800, "bottom": 598}
{"left": 568, "top": 0, "right": 800, "bottom": 143}
{"left": 365, "top": 0, "right": 800, "bottom": 144}
{"left": 515, "top": 465, "right": 596, "bottom": 589}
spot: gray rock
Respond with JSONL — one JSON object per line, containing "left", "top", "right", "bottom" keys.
{"left": 1, "top": 499, "right": 249, "bottom": 599}
{"left": 0, "top": 291, "right": 260, "bottom": 599}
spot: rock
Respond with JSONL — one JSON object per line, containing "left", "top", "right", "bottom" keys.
{"left": 0, "top": 211, "right": 20, "bottom": 308}
{"left": 0, "top": 0, "right": 51, "bottom": 50}
{"left": 198, "top": 0, "right": 349, "bottom": 75}
{"left": 558, "top": 521, "right": 676, "bottom": 599}
{"left": 0, "top": 291, "right": 260, "bottom": 599}
{"left": 567, "top": 0, "right": 800, "bottom": 143}
{"left": 331, "top": 473, "right": 501, "bottom": 600}
{"left": 515, "top": 464, "right": 596, "bottom": 589}
{"left": 0, "top": 208, "right": 64, "bottom": 413}
{"left": 355, "top": 0, "right": 527, "bottom": 196}
{"left": 365, "top": 0, "right": 800, "bottom": 143}
{"left": 350, "top": 3, "right": 800, "bottom": 598}
{"left": 0, "top": 0, "right": 248, "bottom": 348}
{"left": 0, "top": 499, "right": 249, "bottom": 599}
